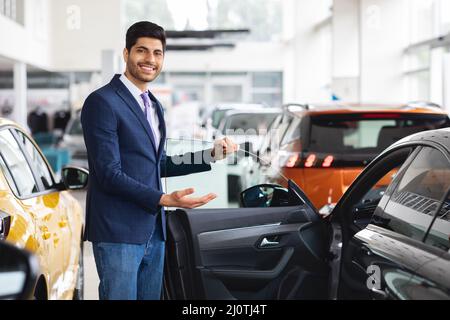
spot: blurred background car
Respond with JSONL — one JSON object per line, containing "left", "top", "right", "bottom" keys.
{"left": 215, "top": 108, "right": 279, "bottom": 202}
{"left": 58, "top": 110, "right": 88, "bottom": 169}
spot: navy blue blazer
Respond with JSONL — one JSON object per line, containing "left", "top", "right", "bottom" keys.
{"left": 81, "top": 74, "right": 212, "bottom": 244}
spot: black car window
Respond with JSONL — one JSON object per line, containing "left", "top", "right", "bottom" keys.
{"left": 0, "top": 154, "right": 19, "bottom": 195}
{"left": 15, "top": 129, "right": 54, "bottom": 190}
{"left": 261, "top": 115, "right": 293, "bottom": 155}
{"left": 0, "top": 129, "right": 39, "bottom": 197}
{"left": 280, "top": 118, "right": 301, "bottom": 146}
{"left": 377, "top": 147, "right": 450, "bottom": 242}
{"left": 423, "top": 191, "right": 450, "bottom": 252}
{"left": 68, "top": 117, "right": 83, "bottom": 135}
{"left": 351, "top": 168, "right": 399, "bottom": 229}
{"left": 308, "top": 114, "right": 448, "bottom": 155}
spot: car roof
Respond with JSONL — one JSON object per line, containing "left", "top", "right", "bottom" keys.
{"left": 223, "top": 108, "right": 281, "bottom": 116}
{"left": 287, "top": 102, "right": 448, "bottom": 117}
{"left": 213, "top": 103, "right": 268, "bottom": 110}
{"left": 386, "top": 127, "right": 450, "bottom": 154}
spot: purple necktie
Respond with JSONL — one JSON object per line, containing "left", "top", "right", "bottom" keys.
{"left": 140, "top": 92, "right": 159, "bottom": 151}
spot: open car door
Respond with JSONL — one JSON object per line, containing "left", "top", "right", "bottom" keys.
{"left": 162, "top": 139, "right": 332, "bottom": 300}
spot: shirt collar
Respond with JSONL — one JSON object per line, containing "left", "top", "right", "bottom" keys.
{"left": 119, "top": 73, "right": 149, "bottom": 100}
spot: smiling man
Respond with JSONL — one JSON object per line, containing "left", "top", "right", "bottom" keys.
{"left": 81, "top": 21, "right": 238, "bottom": 300}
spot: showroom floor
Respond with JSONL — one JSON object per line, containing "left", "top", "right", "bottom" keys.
{"left": 72, "top": 191, "right": 99, "bottom": 300}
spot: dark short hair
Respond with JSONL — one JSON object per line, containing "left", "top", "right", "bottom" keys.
{"left": 126, "top": 21, "right": 166, "bottom": 52}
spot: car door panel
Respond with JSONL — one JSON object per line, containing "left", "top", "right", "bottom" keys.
{"left": 347, "top": 225, "right": 450, "bottom": 300}
{"left": 165, "top": 205, "right": 330, "bottom": 300}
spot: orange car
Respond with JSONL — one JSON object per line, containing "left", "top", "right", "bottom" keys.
{"left": 0, "top": 118, "right": 88, "bottom": 299}
{"left": 275, "top": 102, "right": 450, "bottom": 210}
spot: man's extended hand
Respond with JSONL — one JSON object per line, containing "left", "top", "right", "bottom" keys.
{"left": 211, "top": 137, "right": 239, "bottom": 161}
{"left": 159, "top": 188, "right": 217, "bottom": 209}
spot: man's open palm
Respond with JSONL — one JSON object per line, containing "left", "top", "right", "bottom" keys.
{"left": 160, "top": 188, "right": 217, "bottom": 209}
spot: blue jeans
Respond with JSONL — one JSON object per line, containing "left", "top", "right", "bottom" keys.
{"left": 92, "top": 215, "right": 165, "bottom": 300}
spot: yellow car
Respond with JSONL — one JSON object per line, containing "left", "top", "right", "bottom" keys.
{"left": 0, "top": 118, "right": 88, "bottom": 300}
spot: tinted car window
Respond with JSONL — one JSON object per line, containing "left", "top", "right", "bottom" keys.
{"left": 0, "top": 154, "right": 19, "bottom": 195}
{"left": 260, "top": 114, "right": 293, "bottom": 155}
{"left": 308, "top": 114, "right": 448, "bottom": 155}
{"left": 375, "top": 147, "right": 450, "bottom": 242}
{"left": 280, "top": 118, "right": 301, "bottom": 146}
{"left": 223, "top": 113, "right": 277, "bottom": 133}
{"left": 424, "top": 192, "right": 450, "bottom": 252}
{"left": 15, "top": 130, "right": 54, "bottom": 189}
{"left": 212, "top": 110, "right": 228, "bottom": 128}
{"left": 0, "top": 130, "right": 38, "bottom": 197}
{"left": 68, "top": 117, "right": 83, "bottom": 135}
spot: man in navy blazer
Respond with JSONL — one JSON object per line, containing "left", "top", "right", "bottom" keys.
{"left": 81, "top": 21, "right": 238, "bottom": 300}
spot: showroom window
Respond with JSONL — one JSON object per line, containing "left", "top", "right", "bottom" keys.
{"left": 405, "top": 0, "right": 450, "bottom": 104}
{"left": 0, "top": 0, "right": 24, "bottom": 25}
{"left": 163, "top": 71, "right": 283, "bottom": 107}
{"left": 409, "top": 0, "right": 436, "bottom": 44}
{"left": 404, "top": 46, "right": 430, "bottom": 101}
{"left": 409, "top": 0, "right": 450, "bottom": 42}
{"left": 251, "top": 72, "right": 283, "bottom": 107}
{"left": 0, "top": 129, "right": 39, "bottom": 197}
{"left": 123, "top": 0, "right": 282, "bottom": 42}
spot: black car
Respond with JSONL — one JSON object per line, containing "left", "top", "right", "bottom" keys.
{"left": 0, "top": 241, "right": 38, "bottom": 300}
{"left": 163, "top": 128, "right": 450, "bottom": 300}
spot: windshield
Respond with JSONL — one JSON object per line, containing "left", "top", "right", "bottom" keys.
{"left": 163, "top": 138, "right": 290, "bottom": 209}
{"left": 223, "top": 113, "right": 278, "bottom": 133}
{"left": 211, "top": 110, "right": 229, "bottom": 128}
{"left": 307, "top": 114, "right": 449, "bottom": 155}
{"left": 68, "top": 117, "right": 83, "bottom": 136}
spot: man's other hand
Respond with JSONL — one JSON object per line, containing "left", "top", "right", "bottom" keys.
{"left": 159, "top": 188, "right": 217, "bottom": 209}
{"left": 211, "top": 137, "right": 239, "bottom": 161}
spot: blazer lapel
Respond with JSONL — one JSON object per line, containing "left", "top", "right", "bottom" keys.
{"left": 148, "top": 91, "right": 167, "bottom": 160}
{"left": 112, "top": 76, "right": 158, "bottom": 154}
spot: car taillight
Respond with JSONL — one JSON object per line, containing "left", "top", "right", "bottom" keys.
{"left": 304, "top": 154, "right": 317, "bottom": 168}
{"left": 0, "top": 211, "right": 11, "bottom": 241}
{"left": 285, "top": 154, "right": 300, "bottom": 168}
{"left": 322, "top": 155, "right": 334, "bottom": 168}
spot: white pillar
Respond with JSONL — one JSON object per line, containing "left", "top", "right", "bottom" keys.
{"left": 288, "top": 0, "right": 333, "bottom": 102}
{"left": 13, "top": 61, "right": 28, "bottom": 131}
{"left": 281, "top": 0, "right": 296, "bottom": 103}
{"left": 359, "top": 0, "right": 408, "bottom": 103}
{"left": 332, "top": 0, "right": 360, "bottom": 102}
{"left": 430, "top": 48, "right": 444, "bottom": 105}
{"left": 443, "top": 53, "right": 450, "bottom": 112}
{"left": 101, "top": 49, "right": 120, "bottom": 85}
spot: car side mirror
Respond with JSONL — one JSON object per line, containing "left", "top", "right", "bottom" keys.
{"left": 61, "top": 166, "right": 89, "bottom": 190}
{"left": 240, "top": 184, "right": 297, "bottom": 208}
{"left": 0, "top": 241, "right": 38, "bottom": 300}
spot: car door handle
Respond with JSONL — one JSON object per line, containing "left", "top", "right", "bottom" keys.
{"left": 259, "top": 236, "right": 280, "bottom": 248}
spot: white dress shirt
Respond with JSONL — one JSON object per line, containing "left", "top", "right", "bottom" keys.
{"left": 120, "top": 74, "right": 161, "bottom": 150}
